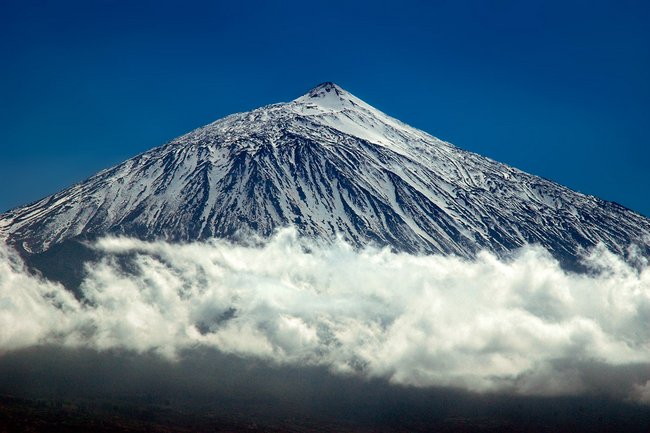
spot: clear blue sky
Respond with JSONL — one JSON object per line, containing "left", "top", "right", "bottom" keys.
{"left": 1, "top": 0, "right": 649, "bottom": 216}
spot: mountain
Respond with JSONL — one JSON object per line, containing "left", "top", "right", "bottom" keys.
{"left": 1, "top": 82, "right": 649, "bottom": 268}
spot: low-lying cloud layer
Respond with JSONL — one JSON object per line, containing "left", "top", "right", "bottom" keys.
{"left": 1, "top": 229, "right": 650, "bottom": 400}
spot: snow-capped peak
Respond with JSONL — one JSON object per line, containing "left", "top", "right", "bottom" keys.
{"left": 301, "top": 81, "right": 345, "bottom": 97}
{"left": 289, "top": 82, "right": 437, "bottom": 154}
{"left": 296, "top": 81, "right": 346, "bottom": 101}
{"left": 1, "top": 82, "right": 649, "bottom": 267}
{"left": 293, "top": 82, "right": 366, "bottom": 112}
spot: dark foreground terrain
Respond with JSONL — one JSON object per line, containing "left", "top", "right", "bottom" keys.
{"left": 3, "top": 393, "right": 648, "bottom": 433}
{"left": 0, "top": 394, "right": 511, "bottom": 433}
{"left": 1, "top": 347, "right": 649, "bottom": 433}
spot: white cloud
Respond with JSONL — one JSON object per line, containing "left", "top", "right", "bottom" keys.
{"left": 1, "top": 228, "right": 650, "bottom": 400}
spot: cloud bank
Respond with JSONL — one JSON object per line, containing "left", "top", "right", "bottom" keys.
{"left": 1, "top": 229, "right": 650, "bottom": 400}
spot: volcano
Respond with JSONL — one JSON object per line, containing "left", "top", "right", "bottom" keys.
{"left": 1, "top": 82, "right": 649, "bottom": 267}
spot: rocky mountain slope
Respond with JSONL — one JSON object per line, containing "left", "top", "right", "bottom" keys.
{"left": 1, "top": 82, "right": 649, "bottom": 266}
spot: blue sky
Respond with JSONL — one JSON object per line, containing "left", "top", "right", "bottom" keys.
{"left": 1, "top": 0, "right": 649, "bottom": 216}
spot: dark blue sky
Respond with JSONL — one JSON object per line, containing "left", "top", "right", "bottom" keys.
{"left": 1, "top": 0, "right": 649, "bottom": 216}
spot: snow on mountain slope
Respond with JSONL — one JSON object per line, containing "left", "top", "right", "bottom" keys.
{"left": 1, "top": 82, "right": 649, "bottom": 265}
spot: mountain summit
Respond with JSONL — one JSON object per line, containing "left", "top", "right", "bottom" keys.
{"left": 295, "top": 82, "right": 359, "bottom": 108}
{"left": 1, "top": 83, "right": 649, "bottom": 266}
